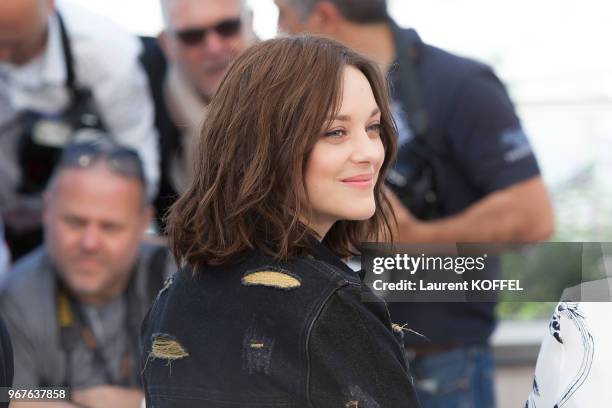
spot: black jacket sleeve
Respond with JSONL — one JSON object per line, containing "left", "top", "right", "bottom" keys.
{"left": 307, "top": 284, "right": 420, "bottom": 407}
{"left": 0, "top": 317, "right": 13, "bottom": 408}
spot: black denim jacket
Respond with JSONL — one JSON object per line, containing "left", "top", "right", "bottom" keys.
{"left": 141, "top": 242, "right": 420, "bottom": 407}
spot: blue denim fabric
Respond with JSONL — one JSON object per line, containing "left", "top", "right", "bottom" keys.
{"left": 410, "top": 346, "right": 495, "bottom": 408}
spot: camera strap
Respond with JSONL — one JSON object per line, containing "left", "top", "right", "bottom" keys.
{"left": 57, "top": 12, "right": 106, "bottom": 117}
{"left": 54, "top": 246, "right": 168, "bottom": 388}
{"left": 57, "top": 12, "right": 77, "bottom": 96}
{"left": 55, "top": 277, "right": 137, "bottom": 387}
{"left": 389, "top": 21, "right": 428, "bottom": 140}
{"left": 15, "top": 12, "right": 108, "bottom": 196}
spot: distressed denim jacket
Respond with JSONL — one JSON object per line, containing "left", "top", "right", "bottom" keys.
{"left": 141, "top": 241, "right": 421, "bottom": 407}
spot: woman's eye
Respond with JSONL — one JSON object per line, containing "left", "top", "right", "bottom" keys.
{"left": 367, "top": 123, "right": 382, "bottom": 134}
{"left": 324, "top": 129, "right": 346, "bottom": 138}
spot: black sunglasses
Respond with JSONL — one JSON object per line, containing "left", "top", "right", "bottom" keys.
{"left": 57, "top": 142, "right": 146, "bottom": 184}
{"left": 174, "top": 18, "right": 243, "bottom": 46}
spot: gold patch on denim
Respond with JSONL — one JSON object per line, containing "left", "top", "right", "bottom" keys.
{"left": 241, "top": 270, "right": 301, "bottom": 290}
{"left": 150, "top": 333, "right": 189, "bottom": 361}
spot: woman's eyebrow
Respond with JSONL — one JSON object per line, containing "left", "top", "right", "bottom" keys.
{"left": 331, "top": 107, "right": 381, "bottom": 122}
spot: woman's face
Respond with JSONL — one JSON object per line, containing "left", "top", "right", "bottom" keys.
{"left": 303, "top": 65, "right": 385, "bottom": 237}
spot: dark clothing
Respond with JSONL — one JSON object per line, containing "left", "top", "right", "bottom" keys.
{"left": 386, "top": 23, "right": 541, "bottom": 346}
{"left": 141, "top": 241, "right": 420, "bottom": 407}
{"left": 139, "top": 37, "right": 182, "bottom": 231}
{"left": 0, "top": 317, "right": 13, "bottom": 408}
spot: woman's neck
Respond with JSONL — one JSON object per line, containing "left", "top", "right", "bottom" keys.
{"left": 300, "top": 215, "right": 334, "bottom": 241}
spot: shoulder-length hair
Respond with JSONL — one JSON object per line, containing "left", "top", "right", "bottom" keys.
{"left": 168, "top": 35, "right": 397, "bottom": 270}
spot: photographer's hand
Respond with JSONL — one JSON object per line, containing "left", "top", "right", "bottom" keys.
{"left": 385, "top": 177, "right": 553, "bottom": 243}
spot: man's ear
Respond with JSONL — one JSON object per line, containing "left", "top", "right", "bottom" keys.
{"left": 308, "top": 0, "right": 344, "bottom": 35}
{"left": 47, "top": 0, "right": 55, "bottom": 12}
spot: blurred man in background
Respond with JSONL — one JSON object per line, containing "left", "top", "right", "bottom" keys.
{"left": 141, "top": 0, "right": 257, "bottom": 229}
{"left": 0, "top": 0, "right": 159, "bottom": 259}
{"left": 0, "top": 143, "right": 173, "bottom": 408}
{"left": 275, "top": 0, "right": 554, "bottom": 406}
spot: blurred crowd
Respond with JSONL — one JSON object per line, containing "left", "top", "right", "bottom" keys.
{"left": 0, "top": 0, "right": 558, "bottom": 407}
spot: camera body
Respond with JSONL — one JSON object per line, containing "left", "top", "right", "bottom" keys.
{"left": 18, "top": 88, "right": 107, "bottom": 194}
{"left": 385, "top": 137, "right": 443, "bottom": 220}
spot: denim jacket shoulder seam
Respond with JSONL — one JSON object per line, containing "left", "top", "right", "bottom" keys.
{"left": 303, "top": 282, "right": 347, "bottom": 407}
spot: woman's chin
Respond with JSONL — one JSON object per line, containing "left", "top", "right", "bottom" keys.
{"left": 343, "top": 204, "right": 376, "bottom": 221}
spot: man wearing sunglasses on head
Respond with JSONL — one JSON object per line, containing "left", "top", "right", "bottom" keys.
{"left": 0, "top": 142, "right": 175, "bottom": 408}
{"left": 140, "top": 0, "right": 257, "bottom": 231}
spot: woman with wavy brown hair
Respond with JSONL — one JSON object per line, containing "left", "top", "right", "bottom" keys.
{"left": 141, "top": 35, "right": 420, "bottom": 407}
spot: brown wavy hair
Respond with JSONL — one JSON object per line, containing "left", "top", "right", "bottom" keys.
{"left": 167, "top": 35, "right": 397, "bottom": 270}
